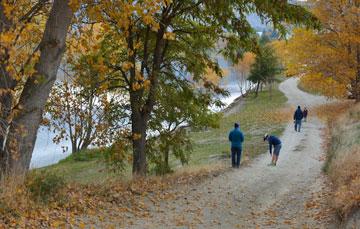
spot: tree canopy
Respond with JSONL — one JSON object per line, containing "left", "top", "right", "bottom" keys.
{"left": 0, "top": 0, "right": 319, "bottom": 175}
{"left": 274, "top": 0, "right": 360, "bottom": 100}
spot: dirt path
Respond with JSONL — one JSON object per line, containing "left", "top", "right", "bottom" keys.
{"left": 114, "top": 78, "right": 335, "bottom": 228}
{"left": 85, "top": 78, "right": 337, "bottom": 228}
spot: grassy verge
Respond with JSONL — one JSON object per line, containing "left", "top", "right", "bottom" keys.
{"left": 315, "top": 102, "right": 360, "bottom": 220}
{"left": 40, "top": 83, "right": 289, "bottom": 183}
{"left": 39, "top": 149, "right": 131, "bottom": 184}
{"left": 0, "top": 83, "right": 290, "bottom": 227}
{"left": 0, "top": 163, "right": 227, "bottom": 227}
{"left": 188, "top": 84, "right": 289, "bottom": 166}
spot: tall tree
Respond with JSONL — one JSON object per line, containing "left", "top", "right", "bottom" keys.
{"left": 248, "top": 43, "right": 282, "bottom": 97}
{"left": 0, "top": 0, "right": 74, "bottom": 174}
{"left": 80, "top": 0, "right": 318, "bottom": 175}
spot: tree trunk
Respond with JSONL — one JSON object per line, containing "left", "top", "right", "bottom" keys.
{"left": 355, "top": 45, "right": 360, "bottom": 102}
{"left": 255, "top": 81, "right": 260, "bottom": 97}
{"left": 72, "top": 141, "right": 78, "bottom": 154}
{"left": 164, "top": 149, "right": 169, "bottom": 171}
{"left": 0, "top": 1, "right": 17, "bottom": 173}
{"left": 129, "top": 23, "right": 167, "bottom": 176}
{"left": 131, "top": 111, "right": 147, "bottom": 176}
{"left": 1, "top": 0, "right": 73, "bottom": 174}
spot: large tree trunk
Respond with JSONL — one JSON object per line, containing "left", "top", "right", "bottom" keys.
{"left": 1, "top": 0, "right": 73, "bottom": 174}
{"left": 131, "top": 111, "right": 147, "bottom": 176}
{"left": 129, "top": 22, "right": 166, "bottom": 176}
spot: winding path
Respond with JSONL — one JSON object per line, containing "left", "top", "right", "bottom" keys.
{"left": 95, "top": 78, "right": 337, "bottom": 228}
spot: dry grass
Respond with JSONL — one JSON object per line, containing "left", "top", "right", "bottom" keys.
{"left": 314, "top": 101, "right": 353, "bottom": 123}
{"left": 0, "top": 162, "right": 227, "bottom": 228}
{"left": 0, "top": 175, "right": 27, "bottom": 225}
{"left": 318, "top": 102, "right": 360, "bottom": 220}
{"left": 330, "top": 146, "right": 360, "bottom": 220}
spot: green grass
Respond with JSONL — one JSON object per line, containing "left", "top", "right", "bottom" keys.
{"left": 39, "top": 149, "right": 131, "bottom": 184}
{"left": 187, "top": 84, "right": 288, "bottom": 165}
{"left": 41, "top": 84, "right": 288, "bottom": 183}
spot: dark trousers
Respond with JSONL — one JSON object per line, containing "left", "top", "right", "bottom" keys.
{"left": 295, "top": 120, "right": 302, "bottom": 132}
{"left": 231, "top": 147, "right": 242, "bottom": 167}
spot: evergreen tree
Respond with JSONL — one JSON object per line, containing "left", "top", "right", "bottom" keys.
{"left": 249, "top": 43, "right": 283, "bottom": 97}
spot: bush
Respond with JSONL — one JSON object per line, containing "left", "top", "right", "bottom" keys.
{"left": 25, "top": 171, "right": 66, "bottom": 203}
{"left": 147, "top": 130, "right": 192, "bottom": 175}
{"left": 103, "top": 141, "right": 128, "bottom": 173}
{"left": 59, "top": 149, "right": 103, "bottom": 163}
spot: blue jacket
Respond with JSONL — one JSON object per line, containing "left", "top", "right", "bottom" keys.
{"left": 229, "top": 128, "right": 244, "bottom": 149}
{"left": 294, "top": 108, "right": 304, "bottom": 120}
{"left": 267, "top": 135, "right": 281, "bottom": 154}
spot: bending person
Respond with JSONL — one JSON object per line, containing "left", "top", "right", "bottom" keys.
{"left": 264, "top": 134, "right": 282, "bottom": 166}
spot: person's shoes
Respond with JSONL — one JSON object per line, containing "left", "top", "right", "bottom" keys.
{"left": 236, "top": 165, "right": 240, "bottom": 168}
{"left": 267, "top": 163, "right": 274, "bottom": 166}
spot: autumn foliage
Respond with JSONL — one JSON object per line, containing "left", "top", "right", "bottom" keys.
{"left": 0, "top": 163, "right": 226, "bottom": 227}
{"left": 274, "top": 0, "right": 360, "bottom": 100}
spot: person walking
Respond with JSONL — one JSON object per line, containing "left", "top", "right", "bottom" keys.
{"left": 293, "top": 105, "right": 304, "bottom": 132}
{"left": 263, "top": 134, "right": 282, "bottom": 166}
{"left": 228, "top": 123, "right": 244, "bottom": 168}
{"left": 303, "top": 107, "right": 308, "bottom": 122}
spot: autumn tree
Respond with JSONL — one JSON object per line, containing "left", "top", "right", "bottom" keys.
{"left": 277, "top": 0, "right": 360, "bottom": 100}
{"left": 44, "top": 80, "right": 128, "bottom": 154}
{"left": 232, "top": 52, "right": 255, "bottom": 95}
{"left": 76, "top": 0, "right": 318, "bottom": 176}
{"left": 0, "top": 0, "right": 74, "bottom": 174}
{"left": 43, "top": 22, "right": 130, "bottom": 154}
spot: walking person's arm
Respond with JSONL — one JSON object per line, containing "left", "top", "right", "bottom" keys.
{"left": 269, "top": 143, "right": 273, "bottom": 155}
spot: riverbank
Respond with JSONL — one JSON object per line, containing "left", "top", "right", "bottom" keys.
{"left": 37, "top": 82, "right": 288, "bottom": 184}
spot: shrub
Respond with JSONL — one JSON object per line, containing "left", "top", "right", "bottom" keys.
{"left": 59, "top": 149, "right": 103, "bottom": 163}
{"left": 103, "top": 141, "right": 128, "bottom": 173}
{"left": 147, "top": 130, "right": 192, "bottom": 175}
{"left": 25, "top": 171, "right": 66, "bottom": 203}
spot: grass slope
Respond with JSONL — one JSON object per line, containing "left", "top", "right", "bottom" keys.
{"left": 42, "top": 84, "right": 289, "bottom": 183}
{"left": 188, "top": 84, "right": 288, "bottom": 166}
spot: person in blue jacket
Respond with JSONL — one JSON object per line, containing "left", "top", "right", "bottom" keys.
{"left": 263, "top": 133, "right": 282, "bottom": 166}
{"left": 293, "top": 105, "right": 304, "bottom": 132}
{"left": 228, "top": 123, "right": 244, "bottom": 168}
